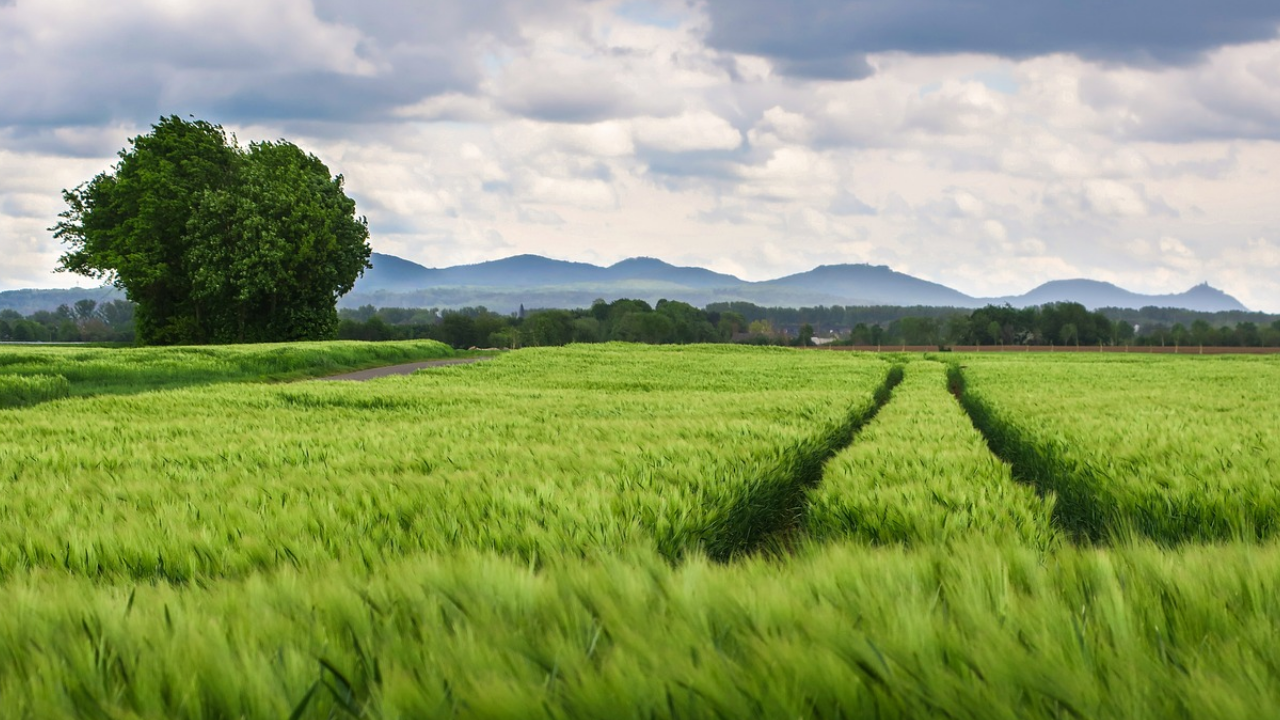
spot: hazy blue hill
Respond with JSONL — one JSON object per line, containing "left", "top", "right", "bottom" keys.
{"left": 999, "top": 280, "right": 1249, "bottom": 313}
{"left": 603, "top": 257, "right": 745, "bottom": 288}
{"left": 6, "top": 253, "right": 1255, "bottom": 315}
{"left": 0, "top": 287, "right": 123, "bottom": 315}
{"left": 345, "top": 254, "right": 1253, "bottom": 314}
{"left": 760, "top": 264, "right": 978, "bottom": 307}
{"left": 353, "top": 253, "right": 439, "bottom": 292}
{"left": 355, "top": 254, "right": 748, "bottom": 292}
{"left": 434, "top": 254, "right": 607, "bottom": 286}
{"left": 1173, "top": 283, "right": 1251, "bottom": 312}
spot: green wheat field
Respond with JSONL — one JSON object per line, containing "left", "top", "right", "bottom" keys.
{"left": 3, "top": 341, "right": 1279, "bottom": 718}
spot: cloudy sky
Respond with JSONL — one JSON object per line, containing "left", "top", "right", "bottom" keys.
{"left": 3, "top": 0, "right": 1280, "bottom": 310}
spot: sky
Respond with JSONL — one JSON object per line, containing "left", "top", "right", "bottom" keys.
{"left": 2, "top": 0, "right": 1279, "bottom": 311}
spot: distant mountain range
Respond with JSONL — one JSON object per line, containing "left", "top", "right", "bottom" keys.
{"left": 0, "top": 253, "right": 1253, "bottom": 316}
{"left": 358, "top": 253, "right": 743, "bottom": 291}
{"left": 344, "top": 253, "right": 1251, "bottom": 314}
{"left": 989, "top": 279, "right": 1245, "bottom": 313}
{"left": 0, "top": 286, "right": 124, "bottom": 316}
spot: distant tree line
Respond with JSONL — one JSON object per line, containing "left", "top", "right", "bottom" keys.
{"left": 708, "top": 301, "right": 1280, "bottom": 348}
{"left": 0, "top": 300, "right": 135, "bottom": 343}
{"left": 6, "top": 296, "right": 1278, "bottom": 349}
{"left": 339, "top": 299, "right": 1280, "bottom": 350}
{"left": 943, "top": 303, "right": 1280, "bottom": 348}
{"left": 337, "top": 298, "right": 760, "bottom": 348}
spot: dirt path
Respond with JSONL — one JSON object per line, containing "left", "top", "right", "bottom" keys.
{"left": 319, "top": 356, "right": 494, "bottom": 381}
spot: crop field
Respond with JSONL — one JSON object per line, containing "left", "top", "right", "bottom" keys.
{"left": 806, "top": 360, "right": 1057, "bottom": 549}
{"left": 956, "top": 353, "right": 1280, "bottom": 543}
{"left": 0, "top": 340, "right": 457, "bottom": 403}
{"left": 1, "top": 343, "right": 1278, "bottom": 718}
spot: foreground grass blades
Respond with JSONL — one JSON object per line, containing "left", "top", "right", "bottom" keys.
{"left": 2, "top": 543, "right": 1279, "bottom": 719}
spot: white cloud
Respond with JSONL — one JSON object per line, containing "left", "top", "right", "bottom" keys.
{"left": 952, "top": 191, "right": 987, "bottom": 218}
{"left": 906, "top": 79, "right": 1010, "bottom": 135}
{"left": 632, "top": 112, "right": 741, "bottom": 152}
{"left": 394, "top": 94, "right": 502, "bottom": 123}
{"left": 1082, "top": 180, "right": 1153, "bottom": 218}
{"left": 747, "top": 106, "right": 811, "bottom": 148}
{"left": 517, "top": 206, "right": 566, "bottom": 225}
{"left": 524, "top": 176, "right": 618, "bottom": 210}
{"left": 1, "top": 0, "right": 1280, "bottom": 313}
{"left": 982, "top": 219, "right": 1008, "bottom": 242}
{"left": 495, "top": 120, "right": 636, "bottom": 158}
{"left": 736, "top": 147, "right": 839, "bottom": 201}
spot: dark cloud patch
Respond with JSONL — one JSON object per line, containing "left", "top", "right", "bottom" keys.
{"left": 201, "top": 66, "right": 468, "bottom": 125}
{"left": 307, "top": 0, "right": 578, "bottom": 120}
{"left": 499, "top": 90, "right": 634, "bottom": 124}
{"left": 584, "top": 161, "right": 614, "bottom": 182}
{"left": 0, "top": 60, "right": 460, "bottom": 133}
{"left": 492, "top": 56, "right": 682, "bottom": 123}
{"left": 776, "top": 55, "right": 874, "bottom": 81}
{"left": 311, "top": 0, "right": 564, "bottom": 47}
{"left": 642, "top": 148, "right": 746, "bottom": 183}
{"left": 704, "top": 0, "right": 1280, "bottom": 78}
{"left": 0, "top": 60, "right": 167, "bottom": 128}
{"left": 0, "top": 0, "right": 576, "bottom": 141}
{"left": 0, "top": 126, "right": 132, "bottom": 159}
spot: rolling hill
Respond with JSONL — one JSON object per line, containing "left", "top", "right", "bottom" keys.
{"left": 1, "top": 253, "right": 1252, "bottom": 315}
{"left": 993, "top": 280, "right": 1248, "bottom": 314}
{"left": 762, "top": 264, "right": 976, "bottom": 306}
{"left": 344, "top": 253, "right": 1250, "bottom": 313}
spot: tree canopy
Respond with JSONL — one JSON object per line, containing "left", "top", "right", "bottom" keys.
{"left": 54, "top": 116, "right": 370, "bottom": 345}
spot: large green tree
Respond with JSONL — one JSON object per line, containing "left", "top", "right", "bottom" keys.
{"left": 54, "top": 116, "right": 370, "bottom": 344}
